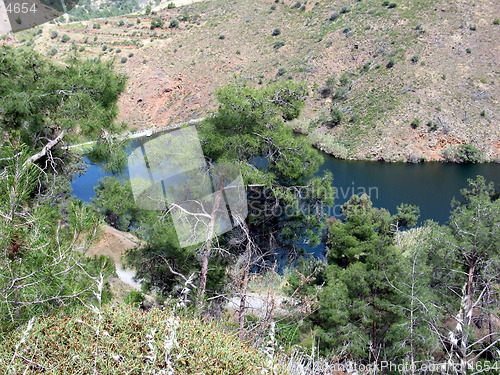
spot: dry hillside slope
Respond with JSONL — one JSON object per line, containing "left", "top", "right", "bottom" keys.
{"left": 12, "top": 0, "right": 500, "bottom": 162}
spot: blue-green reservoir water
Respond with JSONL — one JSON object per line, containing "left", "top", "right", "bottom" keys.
{"left": 71, "top": 137, "right": 500, "bottom": 225}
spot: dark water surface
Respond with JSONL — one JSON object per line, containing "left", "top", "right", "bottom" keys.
{"left": 72, "top": 138, "right": 500, "bottom": 225}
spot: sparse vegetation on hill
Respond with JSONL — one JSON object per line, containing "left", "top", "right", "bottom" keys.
{"left": 18, "top": 0, "right": 498, "bottom": 162}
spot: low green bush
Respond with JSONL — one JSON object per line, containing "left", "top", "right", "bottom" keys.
{"left": 327, "top": 108, "right": 343, "bottom": 126}
{"left": 329, "top": 12, "right": 340, "bottom": 21}
{"left": 169, "top": 19, "right": 179, "bottom": 28}
{"left": 0, "top": 305, "right": 281, "bottom": 374}
{"left": 442, "top": 144, "right": 484, "bottom": 163}
{"left": 273, "top": 40, "right": 285, "bottom": 49}
{"left": 150, "top": 17, "right": 164, "bottom": 29}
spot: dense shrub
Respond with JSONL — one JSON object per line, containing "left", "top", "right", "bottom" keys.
{"left": 410, "top": 118, "right": 421, "bottom": 129}
{"left": 329, "top": 12, "right": 340, "bottom": 21}
{"left": 386, "top": 58, "right": 395, "bottom": 68}
{"left": 61, "top": 34, "right": 70, "bottom": 43}
{"left": 120, "top": 57, "right": 128, "bottom": 64}
{"left": 309, "top": 132, "right": 349, "bottom": 159}
{"left": 442, "top": 144, "right": 484, "bottom": 163}
{"left": 410, "top": 55, "right": 419, "bottom": 63}
{"left": 50, "top": 30, "right": 58, "bottom": 39}
{"left": 388, "top": 2, "right": 397, "bottom": 8}
{"left": 169, "top": 19, "right": 179, "bottom": 28}
{"left": 93, "top": 23, "right": 101, "bottom": 29}
{"left": 327, "top": 108, "right": 343, "bottom": 126}
{"left": 167, "top": 1, "right": 176, "bottom": 8}
{"left": 150, "top": 17, "right": 163, "bottom": 29}
{"left": 272, "top": 28, "right": 281, "bottom": 36}
{"left": 426, "top": 121, "right": 438, "bottom": 131}
{"left": 0, "top": 305, "right": 281, "bottom": 374}
{"left": 48, "top": 48, "right": 58, "bottom": 56}
{"left": 273, "top": 40, "right": 285, "bottom": 49}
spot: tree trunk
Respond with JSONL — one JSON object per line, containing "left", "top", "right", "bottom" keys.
{"left": 238, "top": 240, "right": 252, "bottom": 339}
{"left": 196, "top": 174, "right": 225, "bottom": 303}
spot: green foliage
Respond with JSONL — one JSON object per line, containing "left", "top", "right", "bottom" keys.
{"left": 314, "top": 194, "right": 405, "bottom": 358}
{"left": 91, "top": 177, "right": 140, "bottom": 231}
{"left": 393, "top": 203, "right": 420, "bottom": 228}
{"left": 493, "top": 19, "right": 500, "bottom": 25}
{"left": 426, "top": 120, "right": 439, "bottom": 131}
{"left": 0, "top": 149, "right": 115, "bottom": 330}
{"left": 273, "top": 40, "right": 285, "bottom": 50}
{"left": 329, "top": 12, "right": 340, "bottom": 21}
{"left": 200, "top": 80, "right": 315, "bottom": 182}
{"left": 386, "top": 58, "right": 395, "bottom": 68}
{"left": 0, "top": 47, "right": 127, "bottom": 148}
{"left": 169, "top": 19, "right": 180, "bottom": 28}
{"left": 327, "top": 108, "right": 343, "bottom": 127}
{"left": 198, "top": 80, "right": 333, "bottom": 259}
{"left": 410, "top": 55, "right": 419, "bottom": 63}
{"left": 410, "top": 117, "right": 420, "bottom": 128}
{"left": 48, "top": 47, "right": 58, "bottom": 56}
{"left": 466, "top": 48, "right": 472, "bottom": 54}
{"left": 50, "top": 30, "right": 58, "bottom": 39}
{"left": 120, "top": 56, "right": 128, "bottom": 63}
{"left": 0, "top": 305, "right": 281, "bottom": 374}
{"left": 124, "top": 291, "right": 145, "bottom": 307}
{"left": 61, "top": 34, "right": 70, "bottom": 43}
{"left": 67, "top": 0, "right": 140, "bottom": 22}
{"left": 167, "top": 2, "right": 176, "bottom": 9}
{"left": 150, "top": 17, "right": 164, "bottom": 29}
{"left": 272, "top": 28, "right": 281, "bottom": 36}
{"left": 442, "top": 144, "right": 484, "bottom": 163}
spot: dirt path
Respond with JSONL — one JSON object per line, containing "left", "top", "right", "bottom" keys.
{"left": 87, "top": 225, "right": 145, "bottom": 299}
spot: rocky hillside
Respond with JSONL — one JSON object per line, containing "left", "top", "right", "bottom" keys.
{"left": 10, "top": 0, "right": 500, "bottom": 162}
